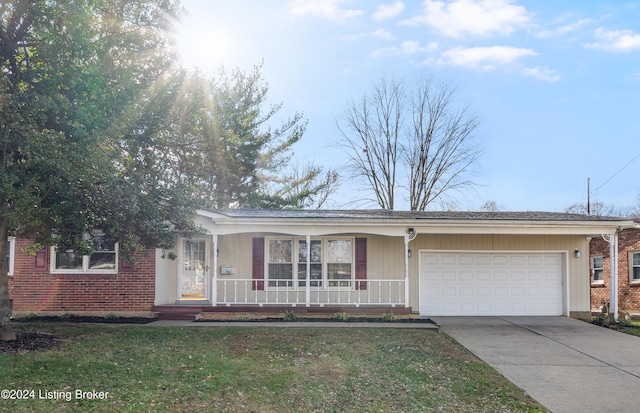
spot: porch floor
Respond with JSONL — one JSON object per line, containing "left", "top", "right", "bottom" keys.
{"left": 152, "top": 304, "right": 415, "bottom": 321}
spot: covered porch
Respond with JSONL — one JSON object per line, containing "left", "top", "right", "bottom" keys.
{"left": 154, "top": 209, "right": 417, "bottom": 315}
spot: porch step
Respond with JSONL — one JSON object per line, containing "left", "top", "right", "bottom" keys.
{"left": 157, "top": 312, "right": 199, "bottom": 321}
{"left": 196, "top": 310, "right": 420, "bottom": 322}
{"left": 152, "top": 305, "right": 208, "bottom": 321}
{"left": 153, "top": 305, "right": 414, "bottom": 321}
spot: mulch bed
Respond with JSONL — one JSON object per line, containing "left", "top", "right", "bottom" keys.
{"left": 0, "top": 332, "right": 60, "bottom": 355}
{"left": 1, "top": 317, "right": 156, "bottom": 355}
{"left": 11, "top": 316, "right": 156, "bottom": 324}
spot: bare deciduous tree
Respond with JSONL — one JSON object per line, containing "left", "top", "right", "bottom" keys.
{"left": 339, "top": 77, "right": 402, "bottom": 209}
{"left": 480, "top": 200, "right": 502, "bottom": 212}
{"left": 338, "top": 75, "right": 482, "bottom": 210}
{"left": 565, "top": 201, "right": 634, "bottom": 217}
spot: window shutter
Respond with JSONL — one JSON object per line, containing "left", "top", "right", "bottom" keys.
{"left": 119, "top": 260, "right": 133, "bottom": 271}
{"left": 355, "top": 238, "right": 367, "bottom": 290}
{"left": 35, "top": 246, "right": 48, "bottom": 270}
{"left": 252, "top": 238, "right": 265, "bottom": 290}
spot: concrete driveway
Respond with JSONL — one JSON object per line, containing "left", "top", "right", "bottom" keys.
{"left": 432, "top": 316, "right": 640, "bottom": 413}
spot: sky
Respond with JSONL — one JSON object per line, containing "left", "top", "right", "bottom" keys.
{"left": 173, "top": 0, "right": 640, "bottom": 212}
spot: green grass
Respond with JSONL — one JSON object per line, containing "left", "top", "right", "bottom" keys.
{"left": 1, "top": 323, "right": 548, "bottom": 412}
{"left": 619, "top": 319, "right": 640, "bottom": 337}
{"left": 592, "top": 316, "right": 640, "bottom": 337}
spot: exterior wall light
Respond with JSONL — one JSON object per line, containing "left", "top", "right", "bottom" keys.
{"left": 574, "top": 249, "right": 581, "bottom": 258}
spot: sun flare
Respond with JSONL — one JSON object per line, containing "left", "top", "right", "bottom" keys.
{"left": 172, "top": 14, "right": 231, "bottom": 71}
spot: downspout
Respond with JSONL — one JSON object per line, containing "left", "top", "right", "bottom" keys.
{"left": 602, "top": 231, "right": 619, "bottom": 322}
{"left": 609, "top": 231, "right": 619, "bottom": 323}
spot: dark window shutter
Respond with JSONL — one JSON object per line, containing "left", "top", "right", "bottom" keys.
{"left": 355, "top": 238, "right": 367, "bottom": 290}
{"left": 35, "top": 246, "right": 48, "bottom": 270}
{"left": 252, "top": 238, "right": 265, "bottom": 290}
{"left": 119, "top": 260, "right": 133, "bottom": 271}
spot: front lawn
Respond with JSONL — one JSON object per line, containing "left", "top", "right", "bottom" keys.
{"left": 1, "top": 323, "right": 547, "bottom": 412}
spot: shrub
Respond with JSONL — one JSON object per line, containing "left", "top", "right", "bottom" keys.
{"left": 333, "top": 312, "right": 348, "bottom": 321}
{"left": 283, "top": 311, "right": 298, "bottom": 321}
{"left": 382, "top": 312, "right": 396, "bottom": 321}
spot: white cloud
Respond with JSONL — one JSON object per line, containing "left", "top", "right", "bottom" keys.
{"left": 404, "top": 0, "right": 529, "bottom": 38}
{"left": 520, "top": 66, "right": 560, "bottom": 82}
{"left": 585, "top": 27, "right": 640, "bottom": 52}
{"left": 440, "top": 46, "right": 536, "bottom": 69}
{"left": 372, "top": 28, "right": 396, "bottom": 41}
{"left": 371, "top": 40, "right": 438, "bottom": 58}
{"left": 373, "top": 1, "right": 405, "bottom": 20}
{"left": 537, "top": 18, "right": 592, "bottom": 38}
{"left": 342, "top": 28, "right": 396, "bottom": 42}
{"left": 286, "top": 0, "right": 363, "bottom": 22}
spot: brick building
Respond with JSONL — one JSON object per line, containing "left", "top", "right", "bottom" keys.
{"left": 590, "top": 225, "right": 640, "bottom": 315}
{"left": 7, "top": 237, "right": 156, "bottom": 317}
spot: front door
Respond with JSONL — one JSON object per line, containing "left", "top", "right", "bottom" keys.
{"left": 178, "top": 238, "right": 209, "bottom": 301}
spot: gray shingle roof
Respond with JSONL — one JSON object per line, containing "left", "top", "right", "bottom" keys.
{"left": 202, "top": 208, "right": 627, "bottom": 222}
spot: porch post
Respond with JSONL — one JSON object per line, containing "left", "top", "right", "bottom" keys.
{"left": 212, "top": 235, "right": 218, "bottom": 307}
{"left": 305, "top": 235, "right": 311, "bottom": 307}
{"left": 404, "top": 234, "right": 410, "bottom": 308}
{"left": 609, "top": 231, "right": 618, "bottom": 322}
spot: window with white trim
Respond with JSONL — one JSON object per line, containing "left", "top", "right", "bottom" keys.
{"left": 51, "top": 232, "right": 118, "bottom": 274}
{"left": 591, "top": 256, "right": 604, "bottom": 283}
{"left": 6, "top": 237, "right": 15, "bottom": 276}
{"left": 265, "top": 237, "right": 354, "bottom": 288}
{"left": 327, "top": 239, "right": 352, "bottom": 287}
{"left": 630, "top": 252, "right": 640, "bottom": 282}
{"left": 298, "top": 239, "right": 322, "bottom": 287}
{"left": 267, "top": 239, "right": 293, "bottom": 287}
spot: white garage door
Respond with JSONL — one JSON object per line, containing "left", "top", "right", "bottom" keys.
{"left": 419, "top": 251, "right": 564, "bottom": 316}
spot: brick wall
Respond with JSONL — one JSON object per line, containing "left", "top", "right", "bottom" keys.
{"left": 8, "top": 238, "right": 156, "bottom": 316}
{"left": 590, "top": 229, "right": 640, "bottom": 314}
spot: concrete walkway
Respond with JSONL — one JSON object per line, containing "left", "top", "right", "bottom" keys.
{"left": 432, "top": 316, "right": 640, "bottom": 413}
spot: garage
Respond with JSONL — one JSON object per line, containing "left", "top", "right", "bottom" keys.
{"left": 419, "top": 251, "right": 564, "bottom": 316}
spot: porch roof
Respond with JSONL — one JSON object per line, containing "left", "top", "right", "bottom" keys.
{"left": 196, "top": 209, "right": 635, "bottom": 237}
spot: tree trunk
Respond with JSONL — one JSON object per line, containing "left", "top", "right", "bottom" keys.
{"left": 0, "top": 212, "right": 16, "bottom": 341}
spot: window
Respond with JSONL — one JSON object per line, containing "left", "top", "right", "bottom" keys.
{"left": 52, "top": 232, "right": 117, "bottom": 273}
{"left": 631, "top": 252, "right": 640, "bottom": 282}
{"left": 268, "top": 239, "right": 293, "bottom": 287}
{"left": 327, "top": 239, "right": 352, "bottom": 287}
{"left": 265, "top": 237, "right": 354, "bottom": 288}
{"left": 591, "top": 256, "right": 604, "bottom": 283}
{"left": 6, "top": 237, "right": 15, "bottom": 276}
{"left": 298, "top": 239, "right": 322, "bottom": 287}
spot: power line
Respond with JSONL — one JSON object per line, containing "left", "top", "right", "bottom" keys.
{"left": 600, "top": 185, "right": 640, "bottom": 200}
{"left": 593, "top": 152, "right": 640, "bottom": 193}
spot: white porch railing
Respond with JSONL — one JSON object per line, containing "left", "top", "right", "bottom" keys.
{"left": 215, "top": 279, "right": 406, "bottom": 307}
